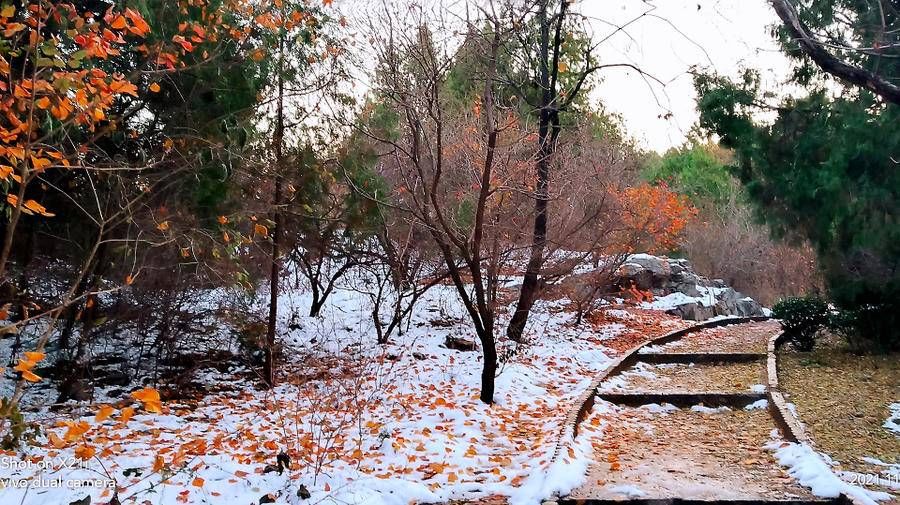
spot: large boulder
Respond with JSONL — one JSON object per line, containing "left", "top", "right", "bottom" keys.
{"left": 615, "top": 254, "right": 672, "bottom": 290}
{"left": 666, "top": 302, "right": 715, "bottom": 321}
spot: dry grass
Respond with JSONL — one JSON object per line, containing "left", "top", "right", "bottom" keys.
{"left": 778, "top": 335, "right": 900, "bottom": 475}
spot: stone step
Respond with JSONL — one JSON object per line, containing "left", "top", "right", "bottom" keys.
{"left": 596, "top": 392, "right": 766, "bottom": 408}
{"left": 556, "top": 498, "right": 844, "bottom": 505}
{"left": 638, "top": 352, "right": 765, "bottom": 364}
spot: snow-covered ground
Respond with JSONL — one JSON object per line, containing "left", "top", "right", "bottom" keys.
{"left": 0, "top": 274, "right": 655, "bottom": 505}
{"left": 767, "top": 440, "right": 893, "bottom": 505}
{"left": 885, "top": 403, "right": 900, "bottom": 436}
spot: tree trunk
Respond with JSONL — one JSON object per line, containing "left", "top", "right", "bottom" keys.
{"left": 507, "top": 0, "right": 565, "bottom": 343}
{"left": 263, "top": 36, "right": 286, "bottom": 388}
{"left": 479, "top": 326, "right": 497, "bottom": 404}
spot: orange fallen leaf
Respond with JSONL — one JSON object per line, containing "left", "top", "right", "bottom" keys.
{"left": 95, "top": 405, "right": 115, "bottom": 422}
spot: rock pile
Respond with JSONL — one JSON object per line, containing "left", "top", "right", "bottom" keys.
{"left": 615, "top": 254, "right": 766, "bottom": 321}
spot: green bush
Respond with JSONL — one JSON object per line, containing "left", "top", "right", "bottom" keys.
{"left": 828, "top": 300, "right": 900, "bottom": 353}
{"left": 772, "top": 296, "right": 829, "bottom": 352}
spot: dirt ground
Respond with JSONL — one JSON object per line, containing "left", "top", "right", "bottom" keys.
{"left": 568, "top": 405, "right": 816, "bottom": 501}
{"left": 601, "top": 361, "right": 767, "bottom": 394}
{"left": 648, "top": 320, "right": 780, "bottom": 354}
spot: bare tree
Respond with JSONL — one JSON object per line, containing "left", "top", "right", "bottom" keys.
{"left": 505, "top": 0, "right": 605, "bottom": 342}
{"left": 356, "top": 2, "right": 519, "bottom": 403}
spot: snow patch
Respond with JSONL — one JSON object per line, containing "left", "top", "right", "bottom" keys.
{"left": 606, "top": 484, "right": 647, "bottom": 498}
{"left": 766, "top": 441, "right": 892, "bottom": 504}
{"left": 744, "top": 399, "right": 769, "bottom": 411}
{"left": 690, "top": 405, "right": 731, "bottom": 414}
{"left": 885, "top": 403, "right": 900, "bottom": 435}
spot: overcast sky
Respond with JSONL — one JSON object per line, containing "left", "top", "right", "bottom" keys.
{"left": 338, "top": 0, "right": 795, "bottom": 154}
{"left": 583, "top": 0, "right": 793, "bottom": 152}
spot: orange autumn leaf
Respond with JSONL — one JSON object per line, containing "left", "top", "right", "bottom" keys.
{"left": 63, "top": 421, "right": 91, "bottom": 442}
{"left": 191, "top": 477, "right": 204, "bottom": 487}
{"left": 95, "top": 405, "right": 115, "bottom": 422}
{"left": 118, "top": 407, "right": 135, "bottom": 423}
{"left": 48, "top": 433, "right": 67, "bottom": 449}
{"left": 149, "top": 82, "right": 161, "bottom": 93}
{"left": 132, "top": 387, "right": 162, "bottom": 412}
{"left": 23, "top": 199, "right": 55, "bottom": 217}
{"left": 23, "top": 351, "right": 45, "bottom": 362}
{"left": 152, "top": 454, "right": 165, "bottom": 472}
{"left": 132, "top": 387, "right": 160, "bottom": 403}
{"left": 74, "top": 444, "right": 96, "bottom": 461}
{"left": 125, "top": 9, "right": 151, "bottom": 36}
{"left": 142, "top": 400, "right": 162, "bottom": 413}
{"left": 253, "top": 223, "right": 269, "bottom": 237}
{"left": 21, "top": 369, "right": 41, "bottom": 382}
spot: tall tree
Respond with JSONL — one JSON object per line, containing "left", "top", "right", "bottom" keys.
{"left": 770, "top": 0, "right": 900, "bottom": 105}
{"left": 251, "top": 1, "right": 346, "bottom": 386}
{"left": 696, "top": 0, "right": 900, "bottom": 349}
{"left": 505, "top": 0, "right": 599, "bottom": 342}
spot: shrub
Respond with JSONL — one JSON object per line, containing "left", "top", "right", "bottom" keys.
{"left": 828, "top": 301, "right": 900, "bottom": 353}
{"left": 772, "top": 296, "right": 829, "bottom": 351}
{"left": 1, "top": 398, "right": 40, "bottom": 449}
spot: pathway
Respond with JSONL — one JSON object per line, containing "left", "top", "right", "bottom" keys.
{"left": 564, "top": 320, "right": 833, "bottom": 503}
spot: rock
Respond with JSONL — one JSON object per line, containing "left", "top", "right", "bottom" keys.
{"left": 735, "top": 298, "right": 765, "bottom": 317}
{"left": 95, "top": 370, "right": 130, "bottom": 387}
{"left": 718, "top": 287, "right": 742, "bottom": 302}
{"left": 666, "top": 302, "right": 715, "bottom": 321}
{"left": 606, "top": 253, "right": 769, "bottom": 321}
{"left": 261, "top": 493, "right": 277, "bottom": 504}
{"left": 674, "top": 282, "right": 702, "bottom": 297}
{"left": 615, "top": 262, "right": 655, "bottom": 290}
{"left": 444, "top": 335, "right": 476, "bottom": 351}
{"left": 297, "top": 485, "right": 312, "bottom": 500}
{"left": 627, "top": 255, "right": 672, "bottom": 287}
{"left": 412, "top": 352, "right": 427, "bottom": 360}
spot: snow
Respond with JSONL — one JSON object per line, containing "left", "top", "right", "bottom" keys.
{"left": 0, "top": 270, "right": 637, "bottom": 505}
{"left": 690, "top": 405, "right": 731, "bottom": 414}
{"left": 766, "top": 440, "right": 893, "bottom": 504}
{"left": 744, "top": 399, "right": 769, "bottom": 411}
{"left": 641, "top": 291, "right": 704, "bottom": 310}
{"left": 606, "top": 484, "right": 647, "bottom": 498}
{"left": 884, "top": 403, "right": 900, "bottom": 435}
{"left": 597, "top": 362, "right": 656, "bottom": 392}
{"left": 509, "top": 402, "right": 612, "bottom": 505}
{"left": 855, "top": 458, "right": 900, "bottom": 491}
{"left": 638, "top": 403, "right": 678, "bottom": 414}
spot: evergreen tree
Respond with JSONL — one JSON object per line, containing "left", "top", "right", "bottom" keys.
{"left": 694, "top": 0, "right": 900, "bottom": 349}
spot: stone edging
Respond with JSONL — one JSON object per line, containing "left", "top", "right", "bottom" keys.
{"left": 765, "top": 330, "right": 814, "bottom": 445}
{"left": 551, "top": 315, "right": 770, "bottom": 460}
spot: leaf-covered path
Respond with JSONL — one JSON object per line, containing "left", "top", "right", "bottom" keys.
{"left": 565, "top": 320, "right": 825, "bottom": 503}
